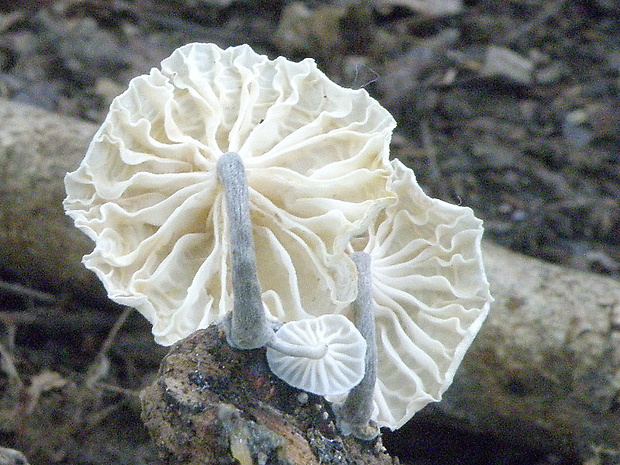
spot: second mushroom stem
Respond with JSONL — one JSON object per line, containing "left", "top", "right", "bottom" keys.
{"left": 217, "top": 151, "right": 272, "bottom": 349}
{"left": 336, "top": 251, "right": 379, "bottom": 440}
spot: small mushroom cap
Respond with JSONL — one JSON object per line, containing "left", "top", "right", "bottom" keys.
{"left": 63, "top": 43, "right": 395, "bottom": 345}
{"left": 355, "top": 159, "right": 492, "bottom": 430}
{"left": 266, "top": 315, "right": 367, "bottom": 396}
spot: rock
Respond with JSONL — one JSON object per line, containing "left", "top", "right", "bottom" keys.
{"left": 479, "top": 46, "right": 533, "bottom": 84}
{"left": 140, "top": 325, "right": 395, "bottom": 465}
{"left": 0, "top": 447, "right": 29, "bottom": 465}
{"left": 374, "top": 0, "right": 463, "bottom": 17}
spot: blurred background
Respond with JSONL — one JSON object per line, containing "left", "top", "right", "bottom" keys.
{"left": 0, "top": 0, "right": 619, "bottom": 463}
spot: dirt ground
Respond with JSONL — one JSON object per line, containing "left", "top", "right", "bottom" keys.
{"left": 0, "top": 0, "right": 619, "bottom": 464}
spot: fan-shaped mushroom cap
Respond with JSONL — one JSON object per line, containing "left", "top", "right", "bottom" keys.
{"left": 352, "top": 159, "right": 492, "bottom": 430}
{"left": 266, "top": 315, "right": 367, "bottom": 396}
{"left": 63, "top": 43, "right": 395, "bottom": 345}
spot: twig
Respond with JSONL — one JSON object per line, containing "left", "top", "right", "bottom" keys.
{"left": 94, "top": 306, "right": 134, "bottom": 362}
{"left": 0, "top": 306, "right": 123, "bottom": 331}
{"left": 66, "top": 306, "right": 135, "bottom": 428}
{"left": 84, "top": 401, "right": 125, "bottom": 430}
{"left": 84, "top": 306, "right": 134, "bottom": 387}
{"left": 420, "top": 118, "right": 450, "bottom": 200}
{"left": 93, "top": 381, "right": 141, "bottom": 397}
{"left": 0, "top": 341, "right": 23, "bottom": 388}
{"left": 0, "top": 280, "right": 57, "bottom": 304}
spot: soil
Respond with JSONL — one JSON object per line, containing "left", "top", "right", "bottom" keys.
{"left": 0, "top": 0, "right": 619, "bottom": 464}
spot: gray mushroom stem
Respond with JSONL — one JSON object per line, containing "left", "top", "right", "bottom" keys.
{"left": 217, "top": 151, "right": 273, "bottom": 349}
{"left": 335, "top": 251, "right": 379, "bottom": 440}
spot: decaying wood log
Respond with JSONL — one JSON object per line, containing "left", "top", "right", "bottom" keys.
{"left": 433, "top": 241, "right": 620, "bottom": 459}
{"left": 1, "top": 99, "right": 619, "bottom": 461}
{"left": 0, "top": 99, "right": 100, "bottom": 298}
{"left": 140, "top": 324, "right": 395, "bottom": 464}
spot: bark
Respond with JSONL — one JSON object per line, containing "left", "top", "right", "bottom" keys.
{"left": 1, "top": 99, "right": 619, "bottom": 460}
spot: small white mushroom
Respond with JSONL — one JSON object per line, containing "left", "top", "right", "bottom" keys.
{"left": 63, "top": 42, "right": 395, "bottom": 345}
{"left": 266, "top": 314, "right": 367, "bottom": 396}
{"left": 337, "top": 159, "right": 492, "bottom": 431}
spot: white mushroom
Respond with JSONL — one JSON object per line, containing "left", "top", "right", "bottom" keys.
{"left": 63, "top": 42, "right": 395, "bottom": 345}
{"left": 266, "top": 314, "right": 367, "bottom": 396}
{"left": 336, "top": 159, "right": 492, "bottom": 431}
{"left": 62, "top": 41, "right": 491, "bottom": 435}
